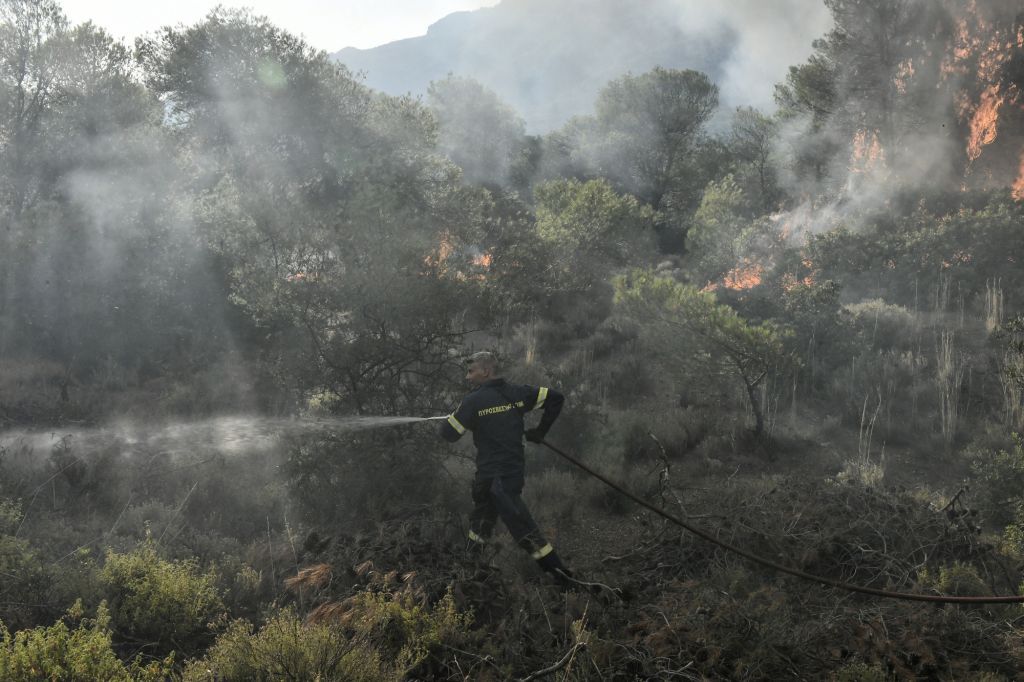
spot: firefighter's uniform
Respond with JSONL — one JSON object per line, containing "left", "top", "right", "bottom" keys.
{"left": 440, "top": 378, "right": 570, "bottom": 578}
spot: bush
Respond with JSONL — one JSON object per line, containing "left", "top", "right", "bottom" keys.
{"left": 100, "top": 537, "right": 225, "bottom": 657}
{"left": 181, "top": 608, "right": 383, "bottom": 681}
{"left": 966, "top": 434, "right": 1024, "bottom": 527}
{"left": 0, "top": 601, "right": 172, "bottom": 681}
{"left": 844, "top": 299, "right": 917, "bottom": 351}
{"left": 917, "top": 561, "right": 989, "bottom": 597}
{"left": 184, "top": 586, "right": 470, "bottom": 681}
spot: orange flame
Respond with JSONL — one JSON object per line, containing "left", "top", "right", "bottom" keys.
{"left": 893, "top": 58, "right": 914, "bottom": 95}
{"left": 425, "top": 232, "right": 455, "bottom": 269}
{"left": 850, "top": 129, "right": 885, "bottom": 173}
{"left": 1012, "top": 149, "right": 1024, "bottom": 201}
{"left": 965, "top": 84, "right": 1004, "bottom": 162}
{"left": 781, "top": 257, "right": 818, "bottom": 292}
{"left": 703, "top": 258, "right": 764, "bottom": 292}
{"left": 472, "top": 251, "right": 492, "bottom": 268}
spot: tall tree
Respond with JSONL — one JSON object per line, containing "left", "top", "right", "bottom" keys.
{"left": 615, "top": 269, "right": 792, "bottom": 437}
{"left": 427, "top": 75, "right": 528, "bottom": 190}
{"left": 586, "top": 67, "right": 719, "bottom": 212}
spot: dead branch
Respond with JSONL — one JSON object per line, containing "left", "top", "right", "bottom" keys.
{"left": 518, "top": 642, "right": 587, "bottom": 682}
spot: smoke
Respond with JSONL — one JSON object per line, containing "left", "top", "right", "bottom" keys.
{"left": 670, "top": 0, "right": 833, "bottom": 115}
{"left": 335, "top": 0, "right": 834, "bottom": 133}
{"left": 768, "top": 0, "right": 1024, "bottom": 239}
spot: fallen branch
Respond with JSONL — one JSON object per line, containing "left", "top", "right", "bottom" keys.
{"left": 519, "top": 642, "right": 587, "bottom": 682}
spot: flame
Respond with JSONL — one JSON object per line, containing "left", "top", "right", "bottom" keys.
{"left": 472, "top": 251, "right": 492, "bottom": 268}
{"left": 425, "top": 232, "right": 455, "bottom": 269}
{"left": 1012, "top": 149, "right": 1024, "bottom": 201}
{"left": 941, "top": 250, "right": 973, "bottom": 270}
{"left": 703, "top": 258, "right": 764, "bottom": 292}
{"left": 893, "top": 58, "right": 915, "bottom": 95}
{"left": 965, "top": 84, "right": 1004, "bottom": 162}
{"left": 849, "top": 129, "right": 885, "bottom": 173}
{"left": 781, "top": 257, "right": 818, "bottom": 292}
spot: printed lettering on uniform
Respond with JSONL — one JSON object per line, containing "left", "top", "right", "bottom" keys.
{"left": 478, "top": 404, "right": 513, "bottom": 416}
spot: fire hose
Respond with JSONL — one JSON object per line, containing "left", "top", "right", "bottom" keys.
{"left": 538, "top": 439, "right": 1024, "bottom": 605}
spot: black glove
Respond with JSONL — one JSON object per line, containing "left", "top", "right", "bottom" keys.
{"left": 524, "top": 428, "right": 546, "bottom": 443}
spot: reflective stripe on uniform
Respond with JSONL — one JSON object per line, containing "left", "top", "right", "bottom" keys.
{"left": 468, "top": 530, "right": 486, "bottom": 544}
{"left": 531, "top": 543, "right": 554, "bottom": 560}
{"left": 447, "top": 414, "right": 466, "bottom": 434}
{"left": 536, "top": 386, "right": 548, "bottom": 409}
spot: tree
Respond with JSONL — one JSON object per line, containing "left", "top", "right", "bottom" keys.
{"left": 139, "top": 9, "right": 482, "bottom": 416}
{"left": 685, "top": 175, "right": 761, "bottom": 284}
{"left": 427, "top": 75, "right": 528, "bottom": 189}
{"left": 535, "top": 178, "right": 655, "bottom": 291}
{"left": 730, "top": 107, "right": 782, "bottom": 212}
{"left": 615, "top": 269, "right": 792, "bottom": 437}
{"left": 774, "top": 0, "right": 958, "bottom": 190}
{"left": 582, "top": 68, "right": 719, "bottom": 212}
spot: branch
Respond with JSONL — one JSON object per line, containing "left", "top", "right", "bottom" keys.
{"left": 519, "top": 643, "right": 587, "bottom": 682}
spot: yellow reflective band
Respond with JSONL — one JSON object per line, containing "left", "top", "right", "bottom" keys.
{"left": 532, "top": 543, "right": 554, "bottom": 560}
{"left": 468, "top": 530, "right": 486, "bottom": 544}
{"left": 536, "top": 387, "right": 548, "bottom": 409}
{"left": 447, "top": 414, "right": 466, "bottom": 435}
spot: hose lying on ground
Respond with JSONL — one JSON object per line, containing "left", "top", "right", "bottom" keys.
{"left": 540, "top": 439, "right": 1024, "bottom": 605}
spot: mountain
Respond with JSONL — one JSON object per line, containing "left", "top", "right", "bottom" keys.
{"left": 332, "top": 0, "right": 833, "bottom": 133}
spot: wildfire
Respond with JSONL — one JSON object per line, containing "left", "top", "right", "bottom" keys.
{"left": 893, "top": 58, "right": 915, "bottom": 95}
{"left": 472, "top": 251, "right": 493, "bottom": 268}
{"left": 424, "top": 232, "right": 455, "bottom": 270}
{"left": 1012, "top": 149, "right": 1024, "bottom": 201}
{"left": 941, "top": 250, "right": 973, "bottom": 269}
{"left": 849, "top": 129, "right": 885, "bottom": 173}
{"left": 781, "top": 257, "right": 818, "bottom": 292}
{"left": 966, "top": 84, "right": 1005, "bottom": 162}
{"left": 704, "top": 258, "right": 765, "bottom": 292}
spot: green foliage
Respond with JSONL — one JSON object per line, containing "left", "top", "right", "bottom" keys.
{"left": 181, "top": 608, "right": 383, "bottom": 681}
{"left": 614, "top": 268, "right": 792, "bottom": 435}
{"left": 535, "top": 178, "right": 655, "bottom": 291}
{"left": 0, "top": 601, "right": 172, "bottom": 681}
{"left": 185, "top": 588, "right": 470, "bottom": 681}
{"left": 844, "top": 299, "right": 916, "bottom": 351}
{"left": 685, "top": 175, "right": 761, "bottom": 281}
{"left": 829, "top": 660, "right": 889, "bottom": 682}
{"left": 589, "top": 67, "right": 718, "bottom": 209}
{"left": 100, "top": 538, "right": 225, "bottom": 656}
{"left": 0, "top": 522, "right": 56, "bottom": 631}
{"left": 427, "top": 75, "right": 527, "bottom": 188}
{"left": 729, "top": 107, "right": 781, "bottom": 212}
{"left": 917, "top": 562, "right": 989, "bottom": 597}
{"left": 967, "top": 434, "right": 1024, "bottom": 527}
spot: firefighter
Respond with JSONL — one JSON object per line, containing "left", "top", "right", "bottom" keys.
{"left": 439, "top": 351, "right": 573, "bottom": 585}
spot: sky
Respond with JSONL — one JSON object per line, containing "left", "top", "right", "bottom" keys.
{"left": 58, "top": 0, "right": 501, "bottom": 51}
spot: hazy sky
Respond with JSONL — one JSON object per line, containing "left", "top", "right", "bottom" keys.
{"left": 58, "top": 0, "right": 501, "bottom": 51}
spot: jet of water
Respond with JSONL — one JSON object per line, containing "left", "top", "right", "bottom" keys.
{"left": 0, "top": 414, "right": 450, "bottom": 458}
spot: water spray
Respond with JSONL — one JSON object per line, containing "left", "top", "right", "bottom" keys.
{"left": 0, "top": 414, "right": 452, "bottom": 458}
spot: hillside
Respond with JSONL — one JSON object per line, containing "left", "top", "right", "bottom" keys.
{"left": 332, "top": 0, "right": 831, "bottom": 131}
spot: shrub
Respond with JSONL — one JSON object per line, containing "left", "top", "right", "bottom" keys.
{"left": 184, "top": 586, "right": 470, "bottom": 681}
{"left": 917, "top": 561, "right": 989, "bottom": 597}
{"left": 0, "top": 533, "right": 55, "bottom": 631}
{"left": 0, "top": 601, "right": 172, "bottom": 681}
{"left": 100, "top": 537, "right": 225, "bottom": 657}
{"left": 181, "top": 608, "right": 383, "bottom": 681}
{"left": 844, "top": 299, "right": 917, "bottom": 351}
{"left": 966, "top": 434, "right": 1024, "bottom": 527}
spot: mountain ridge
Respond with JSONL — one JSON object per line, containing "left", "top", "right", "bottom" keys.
{"left": 332, "top": 0, "right": 831, "bottom": 132}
